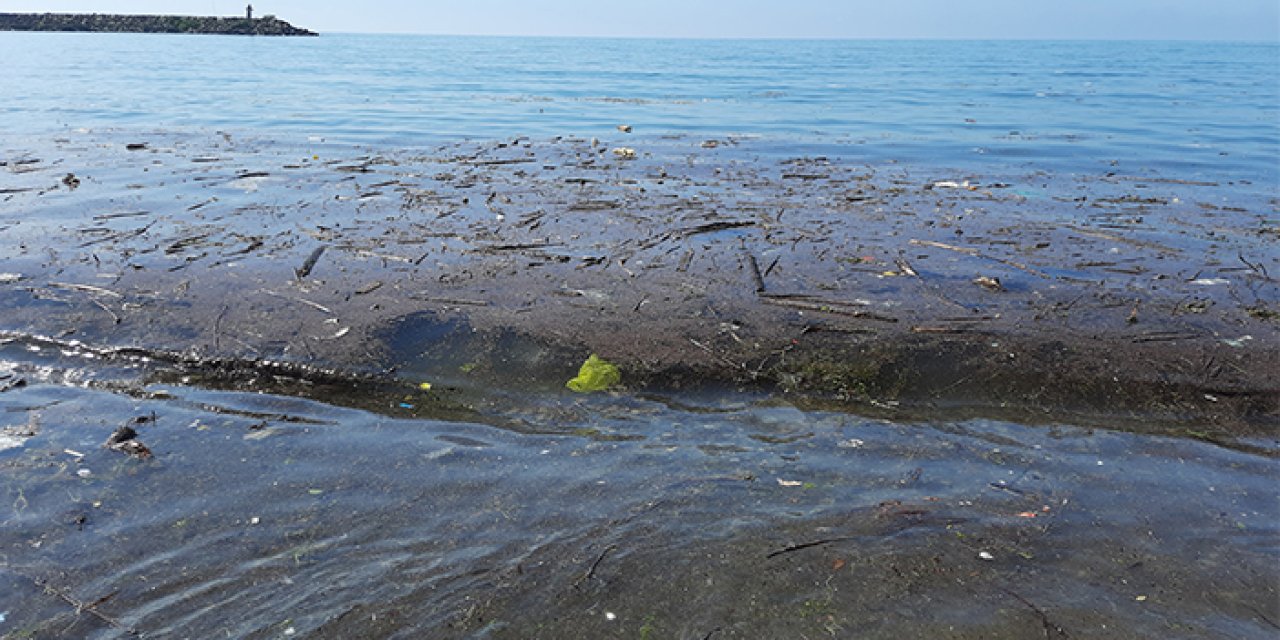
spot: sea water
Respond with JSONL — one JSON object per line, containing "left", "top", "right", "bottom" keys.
{"left": 1, "top": 32, "right": 1278, "bottom": 638}
{"left": 1, "top": 33, "right": 1277, "bottom": 183}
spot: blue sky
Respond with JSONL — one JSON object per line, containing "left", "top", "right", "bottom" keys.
{"left": 4, "top": 1, "right": 1278, "bottom": 40}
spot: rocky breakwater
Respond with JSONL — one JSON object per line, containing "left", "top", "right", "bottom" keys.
{"left": 0, "top": 12, "right": 317, "bottom": 36}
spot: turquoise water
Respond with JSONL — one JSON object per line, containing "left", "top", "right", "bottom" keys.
{"left": 2, "top": 33, "right": 1277, "bottom": 181}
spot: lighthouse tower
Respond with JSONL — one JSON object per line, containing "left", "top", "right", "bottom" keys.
{"left": 246, "top": 5, "right": 254, "bottom": 20}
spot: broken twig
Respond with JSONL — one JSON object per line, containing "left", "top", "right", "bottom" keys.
{"left": 295, "top": 246, "right": 327, "bottom": 280}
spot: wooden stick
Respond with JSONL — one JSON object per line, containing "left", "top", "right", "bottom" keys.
{"left": 48, "top": 282, "right": 123, "bottom": 298}
{"left": 759, "top": 295, "right": 898, "bottom": 323}
{"left": 909, "top": 239, "right": 1050, "bottom": 279}
{"left": 294, "top": 246, "right": 326, "bottom": 279}
{"left": 746, "top": 254, "right": 766, "bottom": 293}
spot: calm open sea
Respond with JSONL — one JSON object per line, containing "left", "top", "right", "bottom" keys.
{"left": 1, "top": 33, "right": 1277, "bottom": 182}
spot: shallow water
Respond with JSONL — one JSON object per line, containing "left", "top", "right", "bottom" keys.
{"left": 1, "top": 32, "right": 1278, "bottom": 638}
{"left": 0, "top": 339, "right": 1277, "bottom": 638}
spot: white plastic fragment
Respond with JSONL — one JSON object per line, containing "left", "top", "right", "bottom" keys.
{"left": 605, "top": 612, "right": 617, "bottom": 621}
{"left": 978, "top": 551, "right": 994, "bottom": 561}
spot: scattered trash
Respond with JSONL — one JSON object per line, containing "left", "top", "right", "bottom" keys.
{"left": 1015, "top": 511, "right": 1039, "bottom": 518}
{"left": 244, "top": 427, "right": 283, "bottom": 441}
{"left": 978, "top": 551, "right": 994, "bottom": 561}
{"left": 837, "top": 438, "right": 865, "bottom": 449}
{"left": 612, "top": 147, "right": 637, "bottom": 160}
{"left": 931, "top": 180, "right": 977, "bottom": 191}
{"left": 777, "top": 478, "right": 804, "bottom": 487}
{"left": 418, "top": 382, "right": 433, "bottom": 391}
{"left": 77, "top": 468, "right": 92, "bottom": 478}
{"left": 250, "top": 516, "right": 260, "bottom": 525}
{"left": 125, "top": 143, "right": 147, "bottom": 151}
{"left": 61, "top": 173, "right": 80, "bottom": 189}
{"left": 1135, "top": 595, "right": 1148, "bottom": 602}
{"left": 1190, "top": 278, "right": 1230, "bottom": 285}
{"left": 605, "top": 612, "right": 617, "bottom": 621}
{"left": 701, "top": 140, "right": 720, "bottom": 148}
{"left": 973, "top": 275, "right": 1004, "bottom": 292}
{"left": 1222, "top": 335, "right": 1253, "bottom": 348}
{"left": 0, "top": 273, "right": 24, "bottom": 284}
{"left": 104, "top": 423, "right": 153, "bottom": 459}
{"left": 566, "top": 354, "right": 621, "bottom": 393}
{"left": 616, "top": 124, "right": 632, "bottom": 133}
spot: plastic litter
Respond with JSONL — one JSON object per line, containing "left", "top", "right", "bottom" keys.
{"left": 973, "top": 275, "right": 1004, "bottom": 292}
{"left": 566, "top": 354, "right": 621, "bottom": 393}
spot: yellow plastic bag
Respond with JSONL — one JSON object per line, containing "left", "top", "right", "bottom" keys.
{"left": 566, "top": 354, "right": 621, "bottom": 393}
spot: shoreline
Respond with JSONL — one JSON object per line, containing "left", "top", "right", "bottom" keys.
{"left": 1, "top": 132, "right": 1276, "bottom": 436}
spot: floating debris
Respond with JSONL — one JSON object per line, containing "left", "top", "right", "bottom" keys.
{"left": 566, "top": 354, "right": 621, "bottom": 393}
{"left": 104, "top": 423, "right": 153, "bottom": 459}
{"left": 973, "top": 276, "right": 1004, "bottom": 292}
{"left": 295, "top": 246, "right": 327, "bottom": 279}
